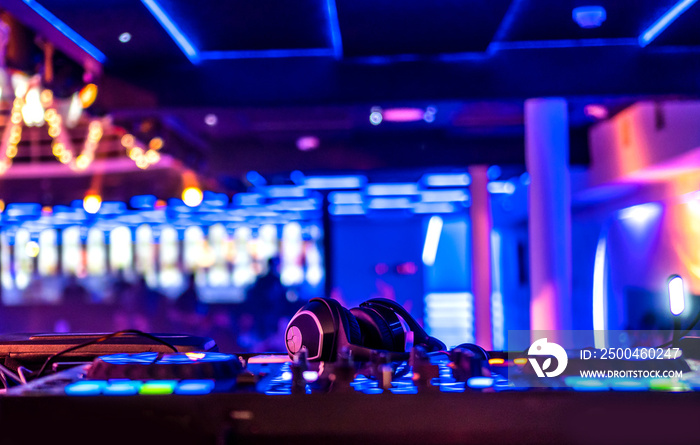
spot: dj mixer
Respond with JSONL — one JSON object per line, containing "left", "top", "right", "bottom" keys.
{"left": 1, "top": 343, "right": 700, "bottom": 445}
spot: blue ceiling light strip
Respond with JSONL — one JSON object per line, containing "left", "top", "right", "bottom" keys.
{"left": 142, "top": 0, "right": 337, "bottom": 62}
{"left": 491, "top": 38, "right": 637, "bottom": 50}
{"left": 198, "top": 48, "right": 335, "bottom": 61}
{"left": 326, "top": 0, "right": 344, "bottom": 59}
{"left": 22, "top": 0, "right": 106, "bottom": 63}
{"left": 639, "top": 0, "right": 697, "bottom": 47}
{"left": 141, "top": 0, "right": 199, "bottom": 63}
{"left": 487, "top": 0, "right": 526, "bottom": 54}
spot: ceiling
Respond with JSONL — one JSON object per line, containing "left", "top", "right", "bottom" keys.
{"left": 2, "top": 0, "right": 700, "bottom": 188}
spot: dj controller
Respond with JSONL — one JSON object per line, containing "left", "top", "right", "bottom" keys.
{"left": 1, "top": 340, "right": 700, "bottom": 445}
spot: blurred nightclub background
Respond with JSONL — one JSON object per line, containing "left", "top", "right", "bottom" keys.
{"left": 0, "top": 0, "right": 698, "bottom": 353}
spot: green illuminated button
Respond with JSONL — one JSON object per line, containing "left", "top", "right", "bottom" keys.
{"left": 649, "top": 379, "right": 689, "bottom": 392}
{"left": 139, "top": 380, "right": 178, "bottom": 395}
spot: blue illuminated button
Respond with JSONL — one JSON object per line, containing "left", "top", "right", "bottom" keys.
{"left": 175, "top": 380, "right": 215, "bottom": 395}
{"left": 440, "top": 382, "right": 466, "bottom": 393}
{"left": 103, "top": 380, "right": 142, "bottom": 396}
{"left": 65, "top": 380, "right": 107, "bottom": 396}
{"left": 139, "top": 380, "right": 178, "bottom": 395}
{"left": 389, "top": 386, "right": 418, "bottom": 394}
{"left": 608, "top": 379, "right": 647, "bottom": 391}
{"left": 564, "top": 377, "right": 608, "bottom": 391}
{"left": 467, "top": 377, "right": 494, "bottom": 389}
{"left": 362, "top": 387, "right": 384, "bottom": 395}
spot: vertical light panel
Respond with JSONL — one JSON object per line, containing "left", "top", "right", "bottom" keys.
{"left": 422, "top": 216, "right": 443, "bottom": 266}
{"left": 109, "top": 226, "right": 133, "bottom": 273}
{"left": 281, "top": 222, "right": 304, "bottom": 286}
{"left": 159, "top": 226, "right": 183, "bottom": 290}
{"left": 592, "top": 229, "right": 608, "bottom": 349}
{"left": 38, "top": 229, "right": 58, "bottom": 276}
{"left": 1, "top": 232, "right": 12, "bottom": 291}
{"left": 490, "top": 231, "right": 504, "bottom": 351}
{"left": 61, "top": 226, "right": 83, "bottom": 276}
{"left": 135, "top": 224, "right": 157, "bottom": 286}
{"left": 424, "top": 292, "right": 474, "bottom": 348}
{"left": 232, "top": 227, "right": 255, "bottom": 287}
{"left": 207, "top": 224, "right": 230, "bottom": 287}
{"left": 14, "top": 229, "right": 30, "bottom": 290}
{"left": 86, "top": 228, "right": 107, "bottom": 276}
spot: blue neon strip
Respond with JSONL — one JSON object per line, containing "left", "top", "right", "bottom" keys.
{"left": 175, "top": 379, "right": 215, "bottom": 395}
{"left": 326, "top": 0, "right": 343, "bottom": 59}
{"left": 639, "top": 0, "right": 697, "bottom": 47}
{"left": 491, "top": 38, "right": 637, "bottom": 50}
{"left": 141, "top": 0, "right": 338, "bottom": 62}
{"left": 198, "top": 48, "right": 334, "bottom": 60}
{"left": 22, "top": 1, "right": 106, "bottom": 63}
{"left": 65, "top": 380, "right": 107, "bottom": 396}
{"left": 141, "top": 0, "right": 199, "bottom": 63}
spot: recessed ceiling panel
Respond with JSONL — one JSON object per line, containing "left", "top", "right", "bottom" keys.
{"left": 501, "top": 0, "right": 686, "bottom": 42}
{"left": 335, "top": 0, "right": 513, "bottom": 57}
{"left": 156, "top": 0, "right": 332, "bottom": 52}
{"left": 37, "top": 0, "right": 186, "bottom": 64}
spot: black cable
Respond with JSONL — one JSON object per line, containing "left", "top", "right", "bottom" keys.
{"left": 658, "top": 307, "right": 700, "bottom": 349}
{"left": 33, "top": 329, "right": 179, "bottom": 380}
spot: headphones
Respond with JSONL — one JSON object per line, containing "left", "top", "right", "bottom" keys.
{"left": 285, "top": 297, "right": 446, "bottom": 362}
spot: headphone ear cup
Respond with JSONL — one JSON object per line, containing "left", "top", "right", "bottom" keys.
{"left": 361, "top": 298, "right": 446, "bottom": 352}
{"left": 350, "top": 305, "right": 406, "bottom": 352}
{"left": 338, "top": 307, "right": 363, "bottom": 347}
{"left": 286, "top": 299, "right": 337, "bottom": 361}
{"left": 350, "top": 307, "right": 396, "bottom": 351}
{"left": 321, "top": 298, "right": 363, "bottom": 347}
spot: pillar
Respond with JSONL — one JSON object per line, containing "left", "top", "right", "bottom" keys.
{"left": 525, "top": 98, "right": 572, "bottom": 335}
{"left": 469, "top": 165, "right": 493, "bottom": 350}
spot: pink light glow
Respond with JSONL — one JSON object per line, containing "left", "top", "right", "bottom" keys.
{"left": 584, "top": 104, "right": 609, "bottom": 120}
{"left": 382, "top": 108, "right": 425, "bottom": 122}
{"left": 296, "top": 136, "right": 320, "bottom": 151}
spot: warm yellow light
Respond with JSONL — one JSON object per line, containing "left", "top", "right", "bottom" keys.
{"left": 136, "top": 158, "right": 149, "bottom": 169}
{"left": 488, "top": 358, "right": 505, "bottom": 365}
{"left": 25, "top": 241, "right": 40, "bottom": 258}
{"left": 52, "top": 143, "right": 65, "bottom": 156}
{"left": 145, "top": 149, "right": 160, "bottom": 164}
{"left": 513, "top": 358, "right": 528, "bottom": 365}
{"left": 40, "top": 89, "right": 53, "bottom": 106}
{"left": 59, "top": 151, "right": 72, "bottom": 163}
{"left": 48, "top": 126, "right": 61, "bottom": 138}
{"left": 148, "top": 137, "right": 164, "bottom": 151}
{"left": 182, "top": 187, "right": 203, "bottom": 207}
{"left": 76, "top": 155, "right": 91, "bottom": 170}
{"left": 185, "top": 352, "right": 206, "bottom": 360}
{"left": 11, "top": 113, "right": 22, "bottom": 124}
{"left": 129, "top": 147, "right": 144, "bottom": 160}
{"left": 6, "top": 145, "right": 18, "bottom": 158}
{"left": 83, "top": 194, "right": 102, "bottom": 214}
{"left": 121, "top": 134, "right": 135, "bottom": 148}
{"left": 0, "top": 200, "right": 5, "bottom": 213}
{"left": 42, "top": 206, "right": 52, "bottom": 214}
{"left": 79, "top": 83, "right": 98, "bottom": 108}
{"left": 44, "top": 108, "right": 57, "bottom": 121}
